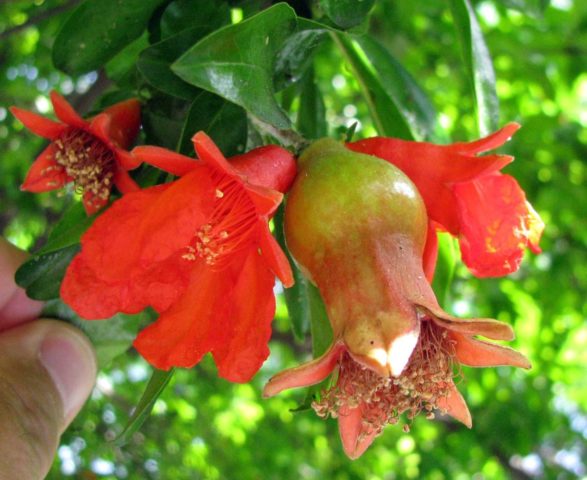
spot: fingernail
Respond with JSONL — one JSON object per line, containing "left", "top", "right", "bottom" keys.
{"left": 39, "top": 328, "right": 97, "bottom": 422}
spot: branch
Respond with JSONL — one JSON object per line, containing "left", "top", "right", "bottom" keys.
{"left": 0, "top": 0, "right": 82, "bottom": 41}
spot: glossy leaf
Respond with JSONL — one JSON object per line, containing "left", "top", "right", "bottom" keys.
{"left": 159, "top": 0, "right": 230, "bottom": 40}
{"left": 115, "top": 368, "right": 175, "bottom": 446}
{"left": 15, "top": 245, "right": 80, "bottom": 300}
{"left": 320, "top": 0, "right": 376, "bottom": 29}
{"left": 176, "top": 91, "right": 247, "bottom": 157}
{"left": 297, "top": 68, "right": 327, "bottom": 139}
{"left": 37, "top": 202, "right": 95, "bottom": 255}
{"left": 42, "top": 299, "right": 143, "bottom": 368}
{"left": 449, "top": 0, "right": 500, "bottom": 135}
{"left": 138, "top": 28, "right": 210, "bottom": 99}
{"left": 53, "top": 0, "right": 167, "bottom": 75}
{"left": 334, "top": 33, "right": 436, "bottom": 140}
{"left": 431, "top": 233, "right": 458, "bottom": 307}
{"left": 274, "top": 20, "right": 329, "bottom": 91}
{"left": 172, "top": 3, "right": 297, "bottom": 129}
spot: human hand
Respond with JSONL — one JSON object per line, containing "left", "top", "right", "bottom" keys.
{"left": 0, "top": 238, "right": 97, "bottom": 479}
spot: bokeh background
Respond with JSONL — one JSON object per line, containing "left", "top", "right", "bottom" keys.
{"left": 1, "top": 0, "right": 586, "bottom": 478}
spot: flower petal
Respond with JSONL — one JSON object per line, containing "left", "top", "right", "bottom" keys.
{"left": 421, "top": 307, "right": 515, "bottom": 341}
{"left": 193, "top": 131, "right": 238, "bottom": 176}
{"left": 263, "top": 342, "right": 345, "bottom": 397}
{"left": 338, "top": 404, "right": 378, "bottom": 460}
{"left": 113, "top": 168, "right": 140, "bottom": 194}
{"left": 101, "top": 98, "right": 141, "bottom": 149}
{"left": 132, "top": 146, "right": 199, "bottom": 176}
{"left": 50, "top": 91, "right": 86, "bottom": 129}
{"left": 21, "top": 144, "right": 70, "bottom": 192}
{"left": 437, "top": 382, "right": 472, "bottom": 428}
{"left": 82, "top": 189, "right": 110, "bottom": 216}
{"left": 246, "top": 183, "right": 283, "bottom": 217}
{"left": 133, "top": 262, "right": 229, "bottom": 371}
{"left": 10, "top": 106, "right": 66, "bottom": 139}
{"left": 115, "top": 149, "right": 142, "bottom": 170}
{"left": 454, "top": 173, "right": 545, "bottom": 277}
{"left": 211, "top": 249, "right": 277, "bottom": 382}
{"left": 458, "top": 122, "right": 520, "bottom": 155}
{"left": 451, "top": 333, "right": 531, "bottom": 369}
{"left": 257, "top": 221, "right": 293, "bottom": 287}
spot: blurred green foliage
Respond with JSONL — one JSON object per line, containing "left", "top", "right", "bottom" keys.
{"left": 1, "top": 0, "right": 586, "bottom": 478}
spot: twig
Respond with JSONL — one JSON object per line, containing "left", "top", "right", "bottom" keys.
{"left": 0, "top": 0, "right": 82, "bottom": 41}
{"left": 249, "top": 115, "right": 310, "bottom": 154}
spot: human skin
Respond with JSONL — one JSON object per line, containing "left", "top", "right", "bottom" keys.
{"left": 0, "top": 238, "right": 97, "bottom": 479}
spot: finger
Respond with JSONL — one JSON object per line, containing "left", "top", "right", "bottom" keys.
{"left": 0, "top": 319, "right": 97, "bottom": 479}
{"left": 0, "top": 238, "right": 44, "bottom": 331}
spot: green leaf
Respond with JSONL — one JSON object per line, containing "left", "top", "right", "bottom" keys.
{"left": 172, "top": 3, "right": 297, "bottom": 129}
{"left": 138, "top": 28, "right": 211, "bottom": 100}
{"left": 449, "top": 0, "right": 499, "bottom": 135}
{"left": 176, "top": 91, "right": 247, "bottom": 157}
{"left": 36, "top": 202, "right": 94, "bottom": 255}
{"left": 274, "top": 20, "right": 329, "bottom": 91}
{"left": 15, "top": 245, "right": 80, "bottom": 300}
{"left": 42, "top": 299, "right": 144, "bottom": 368}
{"left": 431, "top": 233, "right": 458, "bottom": 307}
{"left": 159, "top": 0, "right": 230, "bottom": 40}
{"left": 273, "top": 206, "right": 309, "bottom": 340}
{"left": 333, "top": 33, "right": 436, "bottom": 140}
{"left": 142, "top": 94, "right": 190, "bottom": 151}
{"left": 115, "top": 368, "right": 175, "bottom": 446}
{"left": 320, "top": 0, "right": 376, "bottom": 29}
{"left": 297, "top": 67, "right": 327, "bottom": 139}
{"left": 53, "top": 0, "right": 167, "bottom": 75}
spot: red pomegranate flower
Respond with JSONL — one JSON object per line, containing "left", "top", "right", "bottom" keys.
{"left": 61, "top": 132, "right": 296, "bottom": 382}
{"left": 10, "top": 91, "right": 141, "bottom": 214}
{"left": 347, "top": 123, "right": 544, "bottom": 277}
{"left": 264, "top": 138, "right": 531, "bottom": 459}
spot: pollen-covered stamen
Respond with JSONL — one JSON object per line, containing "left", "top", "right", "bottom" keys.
{"left": 182, "top": 170, "right": 258, "bottom": 267}
{"left": 53, "top": 128, "right": 116, "bottom": 205}
{"left": 312, "top": 321, "right": 459, "bottom": 438}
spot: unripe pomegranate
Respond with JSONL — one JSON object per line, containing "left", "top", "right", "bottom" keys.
{"left": 285, "top": 138, "right": 430, "bottom": 377}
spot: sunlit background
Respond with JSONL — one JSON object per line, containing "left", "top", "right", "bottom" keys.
{"left": 1, "top": 0, "right": 586, "bottom": 478}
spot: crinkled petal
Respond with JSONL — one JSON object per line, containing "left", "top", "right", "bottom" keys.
{"left": 212, "top": 248, "right": 277, "bottom": 382}
{"left": 21, "top": 144, "right": 70, "bottom": 192}
{"left": 437, "top": 382, "right": 472, "bottom": 428}
{"left": 10, "top": 106, "right": 66, "bottom": 139}
{"left": 77, "top": 183, "right": 172, "bottom": 280}
{"left": 101, "top": 98, "right": 141, "bottom": 149}
{"left": 133, "top": 261, "right": 230, "bottom": 371}
{"left": 454, "top": 173, "right": 544, "bottom": 277}
{"left": 132, "top": 146, "right": 199, "bottom": 176}
{"left": 421, "top": 307, "right": 515, "bottom": 341}
{"left": 257, "top": 221, "right": 294, "bottom": 287}
{"left": 263, "top": 342, "right": 345, "bottom": 397}
{"left": 451, "top": 332, "right": 531, "bottom": 368}
{"left": 230, "top": 145, "right": 297, "bottom": 193}
{"left": 50, "top": 91, "right": 86, "bottom": 129}
{"left": 338, "top": 404, "right": 378, "bottom": 459}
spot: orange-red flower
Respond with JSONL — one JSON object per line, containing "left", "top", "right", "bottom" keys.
{"left": 347, "top": 123, "right": 544, "bottom": 278}
{"left": 264, "top": 138, "right": 531, "bottom": 458}
{"left": 10, "top": 91, "right": 141, "bottom": 214}
{"left": 61, "top": 132, "right": 296, "bottom": 382}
